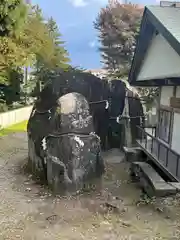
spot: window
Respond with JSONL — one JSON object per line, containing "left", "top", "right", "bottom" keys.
{"left": 158, "top": 109, "right": 172, "bottom": 143}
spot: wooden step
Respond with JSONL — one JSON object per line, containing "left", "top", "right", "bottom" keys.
{"left": 131, "top": 162, "right": 177, "bottom": 197}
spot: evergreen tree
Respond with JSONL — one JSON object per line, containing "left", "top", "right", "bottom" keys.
{"left": 45, "top": 17, "right": 70, "bottom": 69}
{"left": 32, "top": 16, "right": 70, "bottom": 93}
{"left": 0, "top": 1, "right": 71, "bottom": 105}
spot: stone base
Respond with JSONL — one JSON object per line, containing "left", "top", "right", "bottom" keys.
{"left": 168, "top": 182, "right": 180, "bottom": 192}
{"left": 152, "top": 182, "right": 176, "bottom": 197}
{"left": 131, "top": 162, "right": 177, "bottom": 197}
{"left": 123, "top": 146, "right": 143, "bottom": 163}
{"left": 28, "top": 138, "right": 46, "bottom": 182}
{"left": 46, "top": 153, "right": 104, "bottom": 196}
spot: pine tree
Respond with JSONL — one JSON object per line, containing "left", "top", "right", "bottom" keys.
{"left": 32, "top": 16, "right": 70, "bottom": 93}
{"left": 46, "top": 17, "right": 70, "bottom": 69}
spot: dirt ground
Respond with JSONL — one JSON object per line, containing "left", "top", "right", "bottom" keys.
{"left": 1, "top": 133, "right": 180, "bottom": 239}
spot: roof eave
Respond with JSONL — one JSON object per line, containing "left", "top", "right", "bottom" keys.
{"left": 129, "top": 6, "right": 180, "bottom": 87}
{"left": 128, "top": 7, "right": 155, "bottom": 85}
{"left": 130, "top": 77, "right": 180, "bottom": 87}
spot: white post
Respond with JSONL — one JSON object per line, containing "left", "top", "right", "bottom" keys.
{"left": 122, "top": 91, "right": 132, "bottom": 147}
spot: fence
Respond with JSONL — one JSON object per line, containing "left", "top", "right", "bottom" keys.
{"left": 0, "top": 105, "right": 33, "bottom": 128}
{"left": 136, "top": 126, "right": 180, "bottom": 182}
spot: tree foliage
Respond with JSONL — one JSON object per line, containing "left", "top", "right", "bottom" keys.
{"left": 0, "top": 0, "right": 27, "bottom": 37}
{"left": 32, "top": 16, "right": 70, "bottom": 94}
{"left": 94, "top": 1, "right": 159, "bottom": 108}
{"left": 94, "top": 1, "right": 143, "bottom": 74}
{"left": 0, "top": 0, "right": 29, "bottom": 82}
{"left": 46, "top": 17, "right": 69, "bottom": 68}
{"left": 137, "top": 87, "right": 159, "bottom": 111}
{"left": 0, "top": 0, "right": 70, "bottom": 109}
{"left": 0, "top": 3, "right": 69, "bottom": 76}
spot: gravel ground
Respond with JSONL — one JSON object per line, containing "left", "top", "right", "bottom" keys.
{"left": 0, "top": 133, "right": 180, "bottom": 239}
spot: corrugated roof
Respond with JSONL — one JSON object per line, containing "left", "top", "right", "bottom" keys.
{"left": 147, "top": 5, "right": 180, "bottom": 43}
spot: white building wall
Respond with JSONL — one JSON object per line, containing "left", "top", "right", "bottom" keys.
{"left": 160, "top": 86, "right": 174, "bottom": 106}
{"left": 171, "top": 87, "right": 180, "bottom": 154}
{"left": 172, "top": 113, "right": 180, "bottom": 155}
{"left": 176, "top": 86, "right": 180, "bottom": 97}
{"left": 137, "top": 33, "right": 180, "bottom": 81}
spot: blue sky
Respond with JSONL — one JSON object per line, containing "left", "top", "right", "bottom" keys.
{"left": 32, "top": 0, "right": 159, "bottom": 69}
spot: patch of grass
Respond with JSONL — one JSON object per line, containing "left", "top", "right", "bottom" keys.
{"left": 0, "top": 120, "right": 28, "bottom": 136}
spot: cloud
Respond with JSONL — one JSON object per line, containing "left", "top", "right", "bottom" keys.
{"left": 69, "top": 0, "right": 108, "bottom": 7}
{"left": 69, "top": 0, "right": 88, "bottom": 7}
{"left": 89, "top": 40, "right": 96, "bottom": 48}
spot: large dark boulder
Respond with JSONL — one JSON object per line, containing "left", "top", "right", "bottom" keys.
{"left": 27, "top": 92, "right": 105, "bottom": 194}
{"left": 109, "top": 80, "right": 126, "bottom": 118}
{"left": 36, "top": 70, "right": 106, "bottom": 104}
{"left": 108, "top": 80, "right": 126, "bottom": 149}
{"left": 107, "top": 79, "right": 145, "bottom": 149}
{"left": 127, "top": 89, "right": 145, "bottom": 145}
{"left": 89, "top": 100, "right": 109, "bottom": 150}
{"left": 88, "top": 78, "right": 110, "bottom": 150}
{"left": 31, "top": 71, "right": 110, "bottom": 149}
